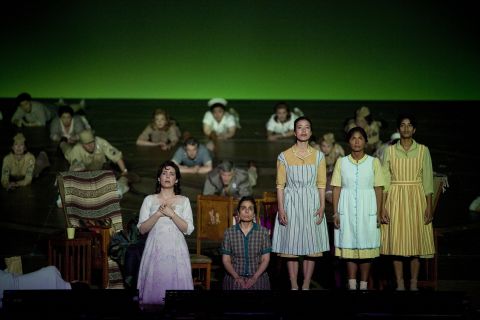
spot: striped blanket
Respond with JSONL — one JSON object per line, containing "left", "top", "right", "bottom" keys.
{"left": 58, "top": 170, "right": 123, "bottom": 232}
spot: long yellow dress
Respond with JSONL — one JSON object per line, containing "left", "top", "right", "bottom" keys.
{"left": 380, "top": 141, "right": 435, "bottom": 258}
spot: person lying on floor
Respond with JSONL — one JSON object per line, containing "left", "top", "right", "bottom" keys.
{"left": 1, "top": 133, "right": 50, "bottom": 190}
{"left": 0, "top": 265, "right": 90, "bottom": 308}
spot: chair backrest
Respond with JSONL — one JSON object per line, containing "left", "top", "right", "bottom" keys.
{"left": 57, "top": 170, "right": 123, "bottom": 232}
{"left": 196, "top": 194, "right": 234, "bottom": 255}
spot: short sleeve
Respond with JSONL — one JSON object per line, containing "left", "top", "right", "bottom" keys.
{"left": 171, "top": 147, "right": 184, "bottom": 164}
{"left": 316, "top": 156, "right": 327, "bottom": 188}
{"left": 138, "top": 125, "right": 152, "bottom": 141}
{"left": 330, "top": 158, "right": 342, "bottom": 187}
{"left": 223, "top": 113, "right": 236, "bottom": 129}
{"left": 276, "top": 153, "right": 287, "bottom": 189}
{"left": 221, "top": 229, "right": 233, "bottom": 255}
{"left": 98, "top": 137, "right": 122, "bottom": 163}
{"left": 373, "top": 157, "right": 385, "bottom": 187}
{"left": 202, "top": 111, "right": 213, "bottom": 126}
{"left": 266, "top": 115, "right": 276, "bottom": 131}
{"left": 382, "top": 146, "right": 392, "bottom": 192}
{"left": 138, "top": 195, "right": 155, "bottom": 227}
{"left": 177, "top": 196, "right": 194, "bottom": 235}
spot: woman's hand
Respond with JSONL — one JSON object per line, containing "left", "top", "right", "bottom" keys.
{"left": 234, "top": 277, "right": 247, "bottom": 289}
{"left": 333, "top": 213, "right": 340, "bottom": 229}
{"left": 244, "top": 275, "right": 258, "bottom": 289}
{"left": 381, "top": 207, "right": 390, "bottom": 224}
{"left": 155, "top": 204, "right": 169, "bottom": 217}
{"left": 314, "top": 205, "right": 325, "bottom": 225}
{"left": 424, "top": 207, "right": 433, "bottom": 224}
{"left": 278, "top": 210, "right": 288, "bottom": 226}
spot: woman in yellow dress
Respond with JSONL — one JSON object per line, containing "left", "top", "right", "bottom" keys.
{"left": 380, "top": 114, "right": 435, "bottom": 291}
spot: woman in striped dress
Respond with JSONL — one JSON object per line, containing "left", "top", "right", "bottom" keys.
{"left": 272, "top": 116, "right": 330, "bottom": 290}
{"left": 222, "top": 196, "right": 272, "bottom": 290}
{"left": 332, "top": 127, "right": 384, "bottom": 290}
{"left": 380, "top": 114, "right": 435, "bottom": 291}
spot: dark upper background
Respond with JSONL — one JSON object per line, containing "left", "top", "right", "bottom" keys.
{"left": 0, "top": 0, "right": 479, "bottom": 100}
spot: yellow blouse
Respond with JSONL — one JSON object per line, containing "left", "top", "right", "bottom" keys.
{"left": 276, "top": 145, "right": 327, "bottom": 189}
{"left": 382, "top": 140, "right": 434, "bottom": 194}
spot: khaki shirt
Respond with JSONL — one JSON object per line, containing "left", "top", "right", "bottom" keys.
{"left": 1, "top": 152, "right": 35, "bottom": 188}
{"left": 138, "top": 124, "right": 180, "bottom": 144}
{"left": 64, "top": 137, "right": 122, "bottom": 171}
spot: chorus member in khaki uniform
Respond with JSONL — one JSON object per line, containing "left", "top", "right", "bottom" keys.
{"left": 136, "top": 109, "right": 181, "bottom": 150}
{"left": 1, "top": 133, "right": 49, "bottom": 190}
{"left": 11, "top": 92, "right": 53, "bottom": 127}
{"left": 272, "top": 116, "right": 329, "bottom": 291}
{"left": 380, "top": 114, "right": 435, "bottom": 291}
{"left": 202, "top": 160, "right": 255, "bottom": 199}
{"left": 61, "top": 130, "right": 126, "bottom": 172}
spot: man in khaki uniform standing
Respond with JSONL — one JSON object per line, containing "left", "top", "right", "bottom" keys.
{"left": 60, "top": 130, "right": 130, "bottom": 194}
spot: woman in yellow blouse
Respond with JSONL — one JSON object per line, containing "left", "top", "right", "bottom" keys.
{"left": 380, "top": 114, "right": 435, "bottom": 291}
{"left": 272, "top": 116, "right": 329, "bottom": 290}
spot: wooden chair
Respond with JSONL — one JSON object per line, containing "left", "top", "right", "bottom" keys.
{"left": 190, "top": 194, "right": 235, "bottom": 289}
{"left": 257, "top": 191, "right": 278, "bottom": 236}
{"left": 54, "top": 170, "right": 124, "bottom": 288}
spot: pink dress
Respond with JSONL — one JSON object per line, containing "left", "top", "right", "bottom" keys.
{"left": 137, "top": 194, "right": 194, "bottom": 304}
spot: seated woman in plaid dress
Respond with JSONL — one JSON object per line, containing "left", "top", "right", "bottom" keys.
{"left": 221, "top": 196, "right": 272, "bottom": 290}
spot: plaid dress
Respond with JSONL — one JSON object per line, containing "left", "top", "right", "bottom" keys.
{"left": 222, "top": 224, "right": 272, "bottom": 290}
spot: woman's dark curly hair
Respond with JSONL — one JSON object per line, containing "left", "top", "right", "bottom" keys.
{"left": 155, "top": 160, "right": 182, "bottom": 195}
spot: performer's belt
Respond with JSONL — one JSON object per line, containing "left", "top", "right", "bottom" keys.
{"left": 391, "top": 180, "right": 422, "bottom": 185}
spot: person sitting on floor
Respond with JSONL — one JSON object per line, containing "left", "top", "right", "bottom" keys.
{"left": 1, "top": 133, "right": 50, "bottom": 190}
{"left": 11, "top": 92, "right": 54, "bottom": 127}
{"left": 171, "top": 137, "right": 213, "bottom": 174}
{"left": 136, "top": 108, "right": 181, "bottom": 150}
{"left": 203, "top": 160, "right": 256, "bottom": 198}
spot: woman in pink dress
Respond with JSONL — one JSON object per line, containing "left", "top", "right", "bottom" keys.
{"left": 137, "top": 161, "right": 194, "bottom": 305}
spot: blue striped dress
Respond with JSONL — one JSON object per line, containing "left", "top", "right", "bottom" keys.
{"left": 272, "top": 149, "right": 330, "bottom": 255}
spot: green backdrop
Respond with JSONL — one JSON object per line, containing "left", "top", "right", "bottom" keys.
{"left": 1, "top": 0, "right": 479, "bottom": 100}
